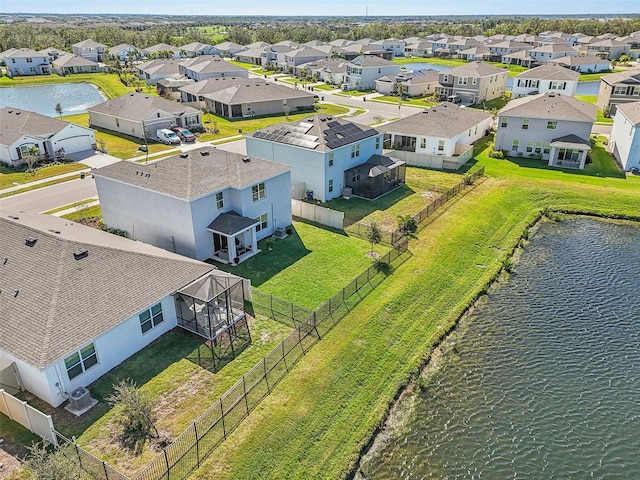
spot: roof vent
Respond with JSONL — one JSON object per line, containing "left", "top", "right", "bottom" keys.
{"left": 200, "top": 150, "right": 210, "bottom": 156}
{"left": 242, "top": 157, "right": 251, "bottom": 163}
{"left": 180, "top": 153, "right": 188, "bottom": 158}
{"left": 73, "top": 249, "right": 88, "bottom": 260}
{"left": 14, "top": 289, "right": 19, "bottom": 297}
{"left": 25, "top": 237, "right": 37, "bottom": 247}
{"left": 8, "top": 215, "right": 19, "bottom": 220}
{"left": 48, "top": 229, "right": 61, "bottom": 234}
{"left": 145, "top": 173, "right": 150, "bottom": 177}
{"left": 3, "top": 256, "right": 7, "bottom": 264}
{"left": 548, "top": 92, "right": 556, "bottom": 97}
{"left": 326, "top": 116, "right": 333, "bottom": 120}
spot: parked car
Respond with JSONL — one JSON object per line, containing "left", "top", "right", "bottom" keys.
{"left": 156, "top": 128, "right": 180, "bottom": 145}
{"left": 170, "top": 126, "right": 196, "bottom": 142}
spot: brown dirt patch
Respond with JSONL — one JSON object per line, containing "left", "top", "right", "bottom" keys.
{"left": 0, "top": 449, "right": 23, "bottom": 479}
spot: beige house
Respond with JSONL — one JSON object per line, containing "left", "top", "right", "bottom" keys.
{"left": 596, "top": 69, "right": 640, "bottom": 115}
{"left": 436, "top": 61, "right": 509, "bottom": 105}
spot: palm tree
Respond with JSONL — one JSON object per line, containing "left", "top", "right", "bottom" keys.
{"left": 55, "top": 103, "right": 63, "bottom": 118}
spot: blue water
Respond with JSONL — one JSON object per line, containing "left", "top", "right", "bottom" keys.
{"left": 0, "top": 83, "right": 105, "bottom": 117}
{"left": 357, "top": 217, "right": 640, "bottom": 479}
{"left": 401, "top": 62, "right": 600, "bottom": 94}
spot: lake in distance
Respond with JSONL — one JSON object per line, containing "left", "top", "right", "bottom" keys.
{"left": 357, "top": 217, "right": 640, "bottom": 479}
{"left": 0, "top": 82, "right": 105, "bottom": 117}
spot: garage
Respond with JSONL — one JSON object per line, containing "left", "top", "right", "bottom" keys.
{"left": 51, "top": 125, "right": 95, "bottom": 155}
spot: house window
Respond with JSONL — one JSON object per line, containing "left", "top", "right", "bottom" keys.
{"left": 329, "top": 179, "right": 334, "bottom": 193}
{"left": 185, "top": 115, "right": 199, "bottom": 126}
{"left": 64, "top": 343, "right": 98, "bottom": 380}
{"left": 438, "top": 140, "right": 445, "bottom": 151}
{"left": 328, "top": 152, "right": 334, "bottom": 166}
{"left": 351, "top": 143, "right": 360, "bottom": 158}
{"left": 547, "top": 120, "right": 558, "bottom": 129}
{"left": 535, "top": 141, "right": 543, "bottom": 154}
{"left": 351, "top": 172, "right": 360, "bottom": 182}
{"left": 139, "top": 303, "right": 164, "bottom": 334}
{"left": 526, "top": 140, "right": 534, "bottom": 153}
{"left": 512, "top": 139, "right": 520, "bottom": 152}
{"left": 522, "top": 119, "right": 529, "bottom": 130}
{"left": 375, "top": 136, "right": 380, "bottom": 150}
{"left": 543, "top": 142, "right": 551, "bottom": 155}
{"left": 472, "top": 78, "right": 477, "bottom": 85}
{"left": 216, "top": 192, "right": 224, "bottom": 209}
{"left": 255, "top": 213, "right": 268, "bottom": 232}
{"left": 26, "top": 58, "right": 33, "bottom": 63}
{"left": 420, "top": 138, "right": 426, "bottom": 149}
{"left": 252, "top": 182, "right": 266, "bottom": 201}
{"left": 614, "top": 86, "right": 627, "bottom": 95}
{"left": 458, "top": 77, "right": 468, "bottom": 86}
{"left": 500, "top": 117, "right": 508, "bottom": 128}
{"left": 116, "top": 118, "right": 120, "bottom": 127}
{"left": 29, "top": 67, "right": 36, "bottom": 73}
{"left": 443, "top": 74, "right": 449, "bottom": 83}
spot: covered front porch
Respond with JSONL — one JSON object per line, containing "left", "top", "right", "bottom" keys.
{"left": 208, "top": 211, "right": 260, "bottom": 265}
{"left": 548, "top": 134, "right": 591, "bottom": 170}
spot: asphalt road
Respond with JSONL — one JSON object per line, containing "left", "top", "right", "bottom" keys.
{"left": 0, "top": 177, "right": 98, "bottom": 214}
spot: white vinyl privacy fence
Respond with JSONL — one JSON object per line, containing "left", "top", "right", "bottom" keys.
{"left": 291, "top": 199, "right": 344, "bottom": 230}
{"left": 0, "top": 388, "right": 57, "bottom": 446}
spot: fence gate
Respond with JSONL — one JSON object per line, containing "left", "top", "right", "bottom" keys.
{"left": 0, "top": 362, "right": 22, "bottom": 395}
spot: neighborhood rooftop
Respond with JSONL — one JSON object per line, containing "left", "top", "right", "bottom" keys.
{"left": 0, "top": 107, "right": 70, "bottom": 147}
{"left": 514, "top": 63, "right": 580, "bottom": 81}
{"left": 92, "top": 146, "right": 291, "bottom": 200}
{"left": 499, "top": 92, "right": 597, "bottom": 122}
{"left": 0, "top": 212, "right": 214, "bottom": 369}
{"left": 87, "top": 92, "right": 199, "bottom": 122}
{"left": 251, "top": 114, "right": 378, "bottom": 152}
{"left": 615, "top": 102, "right": 640, "bottom": 125}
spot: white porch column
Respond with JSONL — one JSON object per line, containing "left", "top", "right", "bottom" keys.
{"left": 548, "top": 146, "right": 558, "bottom": 166}
{"left": 250, "top": 228, "right": 258, "bottom": 252}
{"left": 228, "top": 236, "right": 237, "bottom": 264}
{"left": 578, "top": 150, "right": 588, "bottom": 170}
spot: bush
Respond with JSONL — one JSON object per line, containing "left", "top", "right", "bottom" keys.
{"left": 489, "top": 150, "right": 504, "bottom": 159}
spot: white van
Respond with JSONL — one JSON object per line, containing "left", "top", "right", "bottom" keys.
{"left": 156, "top": 128, "right": 180, "bottom": 145}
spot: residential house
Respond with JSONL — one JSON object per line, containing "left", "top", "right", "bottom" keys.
{"left": 597, "top": 69, "right": 640, "bottom": 115}
{"left": 488, "top": 40, "right": 531, "bottom": 58}
{"left": 260, "top": 44, "right": 296, "bottom": 69}
{"left": 93, "top": 147, "right": 292, "bottom": 263}
{"left": 502, "top": 49, "right": 537, "bottom": 68}
{"left": 247, "top": 114, "right": 405, "bottom": 201}
{"left": 585, "top": 39, "right": 632, "bottom": 60}
{"left": 404, "top": 40, "right": 434, "bottom": 57}
{"left": 436, "top": 61, "right": 509, "bottom": 104}
{"left": 179, "top": 77, "right": 249, "bottom": 109}
{"left": 108, "top": 43, "right": 139, "bottom": 62}
{"left": 457, "top": 46, "right": 491, "bottom": 62}
{"left": 340, "top": 43, "right": 393, "bottom": 61}
{"left": 141, "top": 43, "right": 182, "bottom": 59}
{"left": 370, "top": 38, "right": 406, "bottom": 57}
{"left": 38, "top": 47, "right": 64, "bottom": 63}
{"left": 529, "top": 44, "right": 579, "bottom": 63}
{"left": 0, "top": 107, "right": 96, "bottom": 165}
{"left": 1, "top": 48, "right": 50, "bottom": 76}
{"left": 201, "top": 80, "right": 315, "bottom": 119}
{"left": 156, "top": 77, "right": 195, "bottom": 100}
{"left": 377, "top": 103, "right": 492, "bottom": 169}
{"left": 179, "top": 42, "right": 215, "bottom": 57}
{"left": 609, "top": 101, "right": 640, "bottom": 171}
{"left": 511, "top": 34, "right": 544, "bottom": 46}
{"left": 283, "top": 47, "right": 330, "bottom": 70}
{"left": 136, "top": 59, "right": 183, "bottom": 85}
{"left": 0, "top": 211, "right": 246, "bottom": 408}
{"left": 71, "top": 39, "right": 107, "bottom": 62}
{"left": 495, "top": 92, "right": 596, "bottom": 169}
{"left": 344, "top": 55, "right": 401, "bottom": 90}
{"left": 213, "top": 41, "right": 245, "bottom": 57}
{"left": 51, "top": 53, "right": 104, "bottom": 75}
{"left": 178, "top": 55, "right": 249, "bottom": 81}
{"left": 511, "top": 64, "right": 580, "bottom": 98}
{"left": 87, "top": 92, "right": 201, "bottom": 139}
{"left": 295, "top": 59, "right": 348, "bottom": 85}
{"left": 375, "top": 69, "right": 440, "bottom": 97}
{"left": 236, "top": 45, "right": 269, "bottom": 66}
{"left": 548, "top": 55, "right": 611, "bottom": 73}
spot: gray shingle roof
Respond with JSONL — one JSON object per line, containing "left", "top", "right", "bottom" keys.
{"left": 600, "top": 69, "right": 640, "bottom": 86}
{"left": 615, "top": 101, "right": 640, "bottom": 125}
{"left": 202, "top": 81, "right": 314, "bottom": 104}
{"left": 499, "top": 92, "right": 596, "bottom": 122}
{"left": 72, "top": 39, "right": 106, "bottom": 48}
{"left": 137, "top": 58, "right": 183, "bottom": 76}
{"left": 207, "top": 211, "right": 258, "bottom": 235}
{"left": 515, "top": 64, "right": 579, "bottom": 81}
{"left": 87, "top": 92, "right": 199, "bottom": 123}
{"left": 93, "top": 146, "right": 291, "bottom": 200}
{"left": 179, "top": 76, "right": 251, "bottom": 96}
{"left": 446, "top": 61, "right": 508, "bottom": 78}
{"left": 378, "top": 103, "right": 491, "bottom": 139}
{"left": 53, "top": 53, "right": 99, "bottom": 68}
{"left": 0, "top": 212, "right": 215, "bottom": 368}
{"left": 0, "top": 107, "right": 72, "bottom": 147}
{"left": 548, "top": 55, "right": 611, "bottom": 67}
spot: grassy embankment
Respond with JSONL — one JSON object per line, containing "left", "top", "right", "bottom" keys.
{"left": 189, "top": 141, "right": 640, "bottom": 480}
{"left": 0, "top": 73, "right": 133, "bottom": 98}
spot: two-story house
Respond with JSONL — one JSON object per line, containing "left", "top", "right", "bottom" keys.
{"left": 495, "top": 92, "right": 596, "bottom": 169}
{"left": 548, "top": 55, "right": 611, "bottom": 74}
{"left": 71, "top": 39, "right": 107, "bottom": 62}
{"left": 178, "top": 55, "right": 249, "bottom": 81}
{"left": 375, "top": 69, "right": 440, "bottom": 97}
{"left": 93, "top": 147, "right": 292, "bottom": 264}
{"left": 344, "top": 55, "right": 401, "bottom": 90}
{"left": 1, "top": 48, "right": 50, "bottom": 76}
{"left": 371, "top": 38, "right": 407, "bottom": 57}
{"left": 511, "top": 64, "right": 580, "bottom": 98}
{"left": 529, "top": 44, "right": 579, "bottom": 63}
{"left": 141, "top": 43, "right": 182, "bottom": 59}
{"left": 108, "top": 43, "right": 139, "bottom": 62}
{"left": 179, "top": 42, "right": 216, "bottom": 57}
{"left": 596, "top": 69, "right": 640, "bottom": 115}
{"left": 436, "top": 61, "right": 509, "bottom": 105}
{"left": 246, "top": 114, "right": 405, "bottom": 202}
{"left": 585, "top": 39, "right": 632, "bottom": 60}
{"left": 283, "top": 47, "right": 330, "bottom": 70}
{"left": 609, "top": 101, "right": 640, "bottom": 172}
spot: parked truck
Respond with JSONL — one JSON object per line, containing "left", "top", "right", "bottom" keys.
{"left": 156, "top": 128, "right": 180, "bottom": 145}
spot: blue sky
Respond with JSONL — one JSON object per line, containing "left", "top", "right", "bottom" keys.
{"left": 5, "top": 0, "right": 640, "bottom": 16}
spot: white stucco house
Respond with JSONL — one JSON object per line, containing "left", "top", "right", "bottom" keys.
{"left": 377, "top": 104, "right": 492, "bottom": 169}
{"left": 548, "top": 55, "right": 611, "bottom": 73}
{"left": 93, "top": 146, "right": 292, "bottom": 264}
{"left": 344, "top": 55, "right": 401, "bottom": 90}
{"left": 71, "top": 39, "right": 107, "bottom": 62}
{"left": 1, "top": 48, "right": 50, "bottom": 76}
{"left": 247, "top": 114, "right": 405, "bottom": 202}
{"left": 511, "top": 64, "right": 580, "bottom": 98}
{"left": 0, "top": 212, "right": 247, "bottom": 408}
{"left": 135, "top": 59, "right": 184, "bottom": 85}
{"left": 495, "top": 92, "right": 597, "bottom": 169}
{"left": 609, "top": 101, "right": 640, "bottom": 172}
{"left": 87, "top": 92, "right": 201, "bottom": 140}
{"left": 51, "top": 53, "right": 104, "bottom": 75}
{"left": 0, "top": 107, "right": 96, "bottom": 165}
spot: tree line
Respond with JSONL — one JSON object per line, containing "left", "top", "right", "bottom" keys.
{"left": 2, "top": 17, "right": 639, "bottom": 53}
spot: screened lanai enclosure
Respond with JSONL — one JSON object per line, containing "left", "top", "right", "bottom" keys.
{"left": 174, "top": 272, "right": 251, "bottom": 371}
{"left": 344, "top": 154, "right": 406, "bottom": 200}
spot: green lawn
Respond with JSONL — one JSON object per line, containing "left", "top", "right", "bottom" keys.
{"left": 579, "top": 69, "right": 624, "bottom": 82}
{"left": 187, "top": 135, "right": 640, "bottom": 480}
{"left": 61, "top": 204, "right": 102, "bottom": 221}
{"left": 226, "top": 60, "right": 258, "bottom": 70}
{"left": 573, "top": 96, "right": 612, "bottom": 123}
{"left": 0, "top": 162, "right": 87, "bottom": 189}
{"left": 372, "top": 95, "right": 437, "bottom": 108}
{"left": 0, "top": 73, "right": 133, "bottom": 99}
{"left": 394, "top": 57, "right": 466, "bottom": 67}
{"left": 216, "top": 222, "right": 387, "bottom": 310}
{"left": 313, "top": 84, "right": 337, "bottom": 91}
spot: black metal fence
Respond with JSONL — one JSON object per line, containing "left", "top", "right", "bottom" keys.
{"left": 250, "top": 290, "right": 313, "bottom": 327}
{"left": 54, "top": 431, "right": 129, "bottom": 480}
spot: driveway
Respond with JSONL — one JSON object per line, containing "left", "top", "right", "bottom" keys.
{"left": 66, "top": 150, "right": 120, "bottom": 169}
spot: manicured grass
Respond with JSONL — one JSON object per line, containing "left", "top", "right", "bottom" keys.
{"left": 61, "top": 204, "right": 102, "bottom": 221}
{"left": 0, "top": 73, "right": 133, "bottom": 99}
{"left": 216, "top": 222, "right": 387, "bottom": 310}
{"left": 226, "top": 60, "right": 257, "bottom": 70}
{"left": 579, "top": 69, "right": 624, "bottom": 82}
{"left": 43, "top": 198, "right": 97, "bottom": 214}
{"left": 394, "top": 57, "right": 466, "bottom": 67}
{"left": 46, "top": 318, "right": 292, "bottom": 477}
{"left": 470, "top": 95, "right": 511, "bottom": 110}
{"left": 188, "top": 135, "right": 640, "bottom": 480}
{"left": 198, "top": 104, "right": 349, "bottom": 141}
{"left": 573, "top": 95, "right": 611, "bottom": 125}
{"left": 0, "top": 162, "right": 86, "bottom": 189}
{"left": 313, "top": 84, "right": 337, "bottom": 91}
{"left": 0, "top": 412, "right": 40, "bottom": 457}
{"left": 0, "top": 174, "right": 85, "bottom": 198}
{"left": 61, "top": 113, "right": 173, "bottom": 159}
{"left": 372, "top": 95, "right": 437, "bottom": 107}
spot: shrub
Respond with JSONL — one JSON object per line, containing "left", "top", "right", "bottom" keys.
{"left": 489, "top": 150, "right": 504, "bottom": 159}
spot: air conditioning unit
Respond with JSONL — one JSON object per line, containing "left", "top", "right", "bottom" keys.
{"left": 68, "top": 387, "right": 93, "bottom": 412}
{"left": 274, "top": 227, "right": 287, "bottom": 239}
